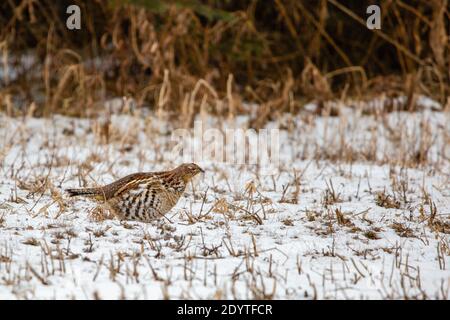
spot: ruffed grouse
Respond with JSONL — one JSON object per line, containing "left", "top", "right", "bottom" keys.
{"left": 66, "top": 163, "right": 204, "bottom": 222}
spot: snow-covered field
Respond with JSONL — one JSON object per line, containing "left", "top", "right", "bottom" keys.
{"left": 0, "top": 99, "right": 449, "bottom": 299}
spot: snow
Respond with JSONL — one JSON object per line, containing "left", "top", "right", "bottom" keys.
{"left": 0, "top": 103, "right": 449, "bottom": 299}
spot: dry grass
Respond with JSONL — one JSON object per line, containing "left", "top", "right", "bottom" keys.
{"left": 0, "top": 1, "right": 448, "bottom": 126}
{"left": 375, "top": 191, "right": 401, "bottom": 209}
{"left": 0, "top": 0, "right": 448, "bottom": 301}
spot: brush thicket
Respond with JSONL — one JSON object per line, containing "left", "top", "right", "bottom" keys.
{"left": 0, "top": 1, "right": 448, "bottom": 126}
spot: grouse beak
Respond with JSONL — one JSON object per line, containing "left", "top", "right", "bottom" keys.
{"left": 199, "top": 167, "right": 205, "bottom": 173}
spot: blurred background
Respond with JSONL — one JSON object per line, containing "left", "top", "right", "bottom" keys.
{"left": 0, "top": 0, "right": 448, "bottom": 121}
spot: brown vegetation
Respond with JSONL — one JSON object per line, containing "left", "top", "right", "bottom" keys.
{"left": 0, "top": 0, "right": 448, "bottom": 124}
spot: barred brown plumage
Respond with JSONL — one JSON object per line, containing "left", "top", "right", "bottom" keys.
{"left": 66, "top": 163, "right": 204, "bottom": 222}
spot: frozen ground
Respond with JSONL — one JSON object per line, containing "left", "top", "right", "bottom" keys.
{"left": 0, "top": 100, "right": 449, "bottom": 299}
